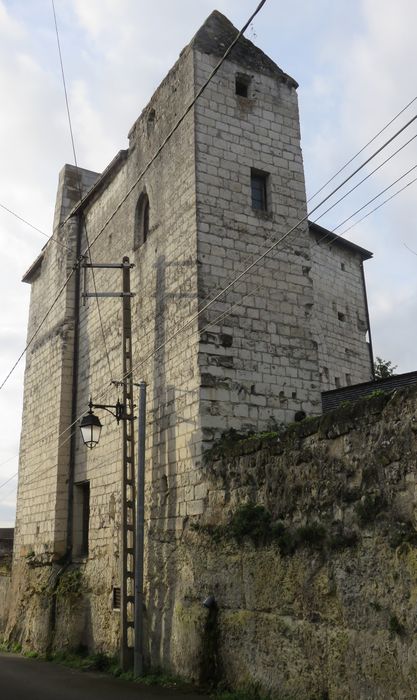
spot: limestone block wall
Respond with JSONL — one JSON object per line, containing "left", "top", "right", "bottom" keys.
{"left": 310, "top": 235, "right": 373, "bottom": 390}
{"left": 162, "top": 386, "right": 417, "bottom": 700}
{"left": 67, "top": 42, "right": 203, "bottom": 656}
{"left": 15, "top": 222, "right": 76, "bottom": 559}
{"left": 193, "top": 48, "right": 321, "bottom": 437}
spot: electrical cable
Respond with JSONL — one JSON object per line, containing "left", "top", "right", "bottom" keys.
{"left": 4, "top": 3, "right": 417, "bottom": 491}
{"left": 0, "top": 202, "right": 72, "bottom": 252}
{"left": 5, "top": 158, "right": 415, "bottom": 499}
{"left": 75, "top": 0, "right": 269, "bottom": 259}
{"left": 0, "top": 266, "right": 76, "bottom": 391}
{"left": 307, "top": 95, "right": 417, "bottom": 203}
{"left": 0, "top": 472, "right": 18, "bottom": 491}
{"left": 337, "top": 174, "right": 417, "bottom": 238}
{"left": 110, "top": 114, "right": 417, "bottom": 387}
{"left": 3, "top": 130, "right": 417, "bottom": 488}
{"left": 311, "top": 132, "right": 417, "bottom": 227}
{"left": 0, "top": 0, "right": 270, "bottom": 396}
{"left": 328, "top": 163, "right": 417, "bottom": 235}
{"left": 52, "top": 0, "right": 114, "bottom": 384}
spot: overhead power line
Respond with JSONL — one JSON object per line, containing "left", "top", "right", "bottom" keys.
{"left": 338, "top": 174, "right": 417, "bottom": 238}
{"left": 329, "top": 163, "right": 417, "bottom": 235}
{"left": 0, "top": 201, "right": 72, "bottom": 252}
{"left": 311, "top": 132, "right": 417, "bottom": 227}
{"left": 76, "top": 0, "right": 269, "bottom": 259}
{"left": 5, "top": 161, "right": 417, "bottom": 501}
{"left": 0, "top": 472, "right": 18, "bottom": 491}
{"left": 112, "top": 113, "right": 417, "bottom": 387}
{"left": 308, "top": 94, "right": 417, "bottom": 203}
{"left": 52, "top": 0, "right": 114, "bottom": 384}
{"left": 0, "top": 0, "right": 270, "bottom": 396}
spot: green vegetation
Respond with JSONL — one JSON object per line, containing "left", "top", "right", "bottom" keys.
{"left": 366, "top": 389, "right": 386, "bottom": 399}
{"left": 55, "top": 568, "right": 83, "bottom": 600}
{"left": 0, "top": 645, "right": 188, "bottom": 688}
{"left": 389, "top": 615, "right": 406, "bottom": 637}
{"left": 374, "top": 357, "right": 397, "bottom": 379}
{"left": 389, "top": 521, "right": 417, "bottom": 550}
{"left": 355, "top": 494, "right": 387, "bottom": 526}
{"left": 193, "top": 503, "right": 358, "bottom": 557}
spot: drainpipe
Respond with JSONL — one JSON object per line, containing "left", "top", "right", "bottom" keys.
{"left": 66, "top": 211, "right": 83, "bottom": 557}
{"left": 360, "top": 260, "right": 375, "bottom": 381}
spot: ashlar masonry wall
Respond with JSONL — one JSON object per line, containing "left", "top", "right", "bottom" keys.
{"left": 64, "top": 41, "right": 203, "bottom": 656}
{"left": 8, "top": 10, "right": 375, "bottom": 667}
{"left": 310, "top": 231, "right": 373, "bottom": 390}
{"left": 194, "top": 44, "right": 322, "bottom": 439}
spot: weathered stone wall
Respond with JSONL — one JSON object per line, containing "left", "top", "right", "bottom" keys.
{"left": 67, "top": 39, "right": 201, "bottom": 657}
{"left": 194, "top": 44, "right": 322, "bottom": 434}
{"left": 14, "top": 172, "right": 82, "bottom": 560}
{"left": 9, "top": 385, "right": 417, "bottom": 700}
{"left": 9, "top": 10, "right": 378, "bottom": 682}
{"left": 310, "top": 234, "right": 373, "bottom": 391}
{"left": 161, "top": 386, "right": 417, "bottom": 699}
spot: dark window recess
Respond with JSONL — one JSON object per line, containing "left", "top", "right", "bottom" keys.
{"left": 81, "top": 483, "right": 90, "bottom": 555}
{"left": 251, "top": 170, "right": 268, "bottom": 211}
{"left": 341, "top": 262, "right": 346, "bottom": 271}
{"left": 74, "top": 481, "right": 90, "bottom": 557}
{"left": 338, "top": 312, "right": 346, "bottom": 322}
{"left": 143, "top": 199, "right": 149, "bottom": 242}
{"left": 345, "top": 373, "right": 352, "bottom": 386}
{"left": 112, "top": 587, "right": 121, "bottom": 610}
{"left": 335, "top": 376, "right": 341, "bottom": 388}
{"left": 235, "top": 74, "right": 251, "bottom": 97}
{"left": 134, "top": 192, "right": 150, "bottom": 248}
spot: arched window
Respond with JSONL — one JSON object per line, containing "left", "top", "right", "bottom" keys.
{"left": 134, "top": 192, "right": 150, "bottom": 249}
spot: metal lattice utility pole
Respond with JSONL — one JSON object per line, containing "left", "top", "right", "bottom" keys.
{"left": 120, "top": 256, "right": 135, "bottom": 669}
{"left": 134, "top": 381, "right": 146, "bottom": 676}
{"left": 82, "top": 256, "right": 135, "bottom": 670}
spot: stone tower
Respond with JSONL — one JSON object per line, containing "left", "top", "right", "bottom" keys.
{"left": 8, "top": 10, "right": 373, "bottom": 667}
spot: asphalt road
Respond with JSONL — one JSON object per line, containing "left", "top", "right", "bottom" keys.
{"left": 0, "top": 653, "right": 205, "bottom": 700}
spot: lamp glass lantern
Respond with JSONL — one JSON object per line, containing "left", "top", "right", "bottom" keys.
{"left": 80, "top": 411, "right": 102, "bottom": 449}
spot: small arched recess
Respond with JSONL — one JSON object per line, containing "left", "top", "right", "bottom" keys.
{"left": 134, "top": 191, "right": 150, "bottom": 249}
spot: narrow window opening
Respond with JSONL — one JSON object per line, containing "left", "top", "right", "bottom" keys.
{"left": 251, "top": 169, "right": 268, "bottom": 211}
{"left": 341, "top": 262, "right": 346, "bottom": 271}
{"left": 73, "top": 481, "right": 90, "bottom": 557}
{"left": 335, "top": 376, "right": 341, "bottom": 388}
{"left": 143, "top": 199, "right": 149, "bottom": 242}
{"left": 345, "top": 373, "right": 352, "bottom": 386}
{"left": 147, "top": 109, "right": 156, "bottom": 135}
{"left": 235, "top": 74, "right": 251, "bottom": 97}
{"left": 134, "top": 192, "right": 150, "bottom": 249}
{"left": 338, "top": 311, "right": 346, "bottom": 322}
{"left": 112, "top": 587, "right": 121, "bottom": 610}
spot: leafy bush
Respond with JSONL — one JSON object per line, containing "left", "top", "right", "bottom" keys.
{"left": 229, "top": 504, "right": 272, "bottom": 545}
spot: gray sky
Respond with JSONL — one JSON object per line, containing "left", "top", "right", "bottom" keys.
{"left": 0, "top": 0, "right": 416, "bottom": 526}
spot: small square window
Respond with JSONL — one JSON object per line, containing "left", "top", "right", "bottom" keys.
{"left": 235, "top": 73, "right": 251, "bottom": 97}
{"left": 251, "top": 170, "right": 268, "bottom": 211}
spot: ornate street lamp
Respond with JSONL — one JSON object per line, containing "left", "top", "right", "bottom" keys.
{"left": 79, "top": 398, "right": 125, "bottom": 449}
{"left": 80, "top": 409, "right": 102, "bottom": 449}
